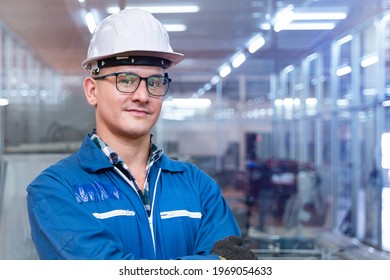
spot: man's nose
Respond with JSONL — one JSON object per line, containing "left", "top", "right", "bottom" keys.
{"left": 131, "top": 80, "right": 149, "bottom": 102}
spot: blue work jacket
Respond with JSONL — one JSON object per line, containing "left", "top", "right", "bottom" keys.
{"left": 27, "top": 136, "right": 241, "bottom": 259}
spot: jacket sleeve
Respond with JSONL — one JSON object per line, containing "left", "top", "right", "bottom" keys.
{"left": 176, "top": 166, "right": 242, "bottom": 260}
{"left": 26, "top": 171, "right": 139, "bottom": 260}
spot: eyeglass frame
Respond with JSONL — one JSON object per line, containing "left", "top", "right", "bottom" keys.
{"left": 92, "top": 72, "right": 172, "bottom": 97}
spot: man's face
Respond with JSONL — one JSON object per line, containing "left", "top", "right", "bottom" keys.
{"left": 88, "top": 65, "right": 165, "bottom": 141}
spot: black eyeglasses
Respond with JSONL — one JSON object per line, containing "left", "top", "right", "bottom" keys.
{"left": 92, "top": 72, "right": 171, "bottom": 97}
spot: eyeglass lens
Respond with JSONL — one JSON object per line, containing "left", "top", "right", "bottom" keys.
{"left": 116, "top": 73, "right": 169, "bottom": 96}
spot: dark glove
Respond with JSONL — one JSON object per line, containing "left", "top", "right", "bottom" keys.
{"left": 212, "top": 235, "right": 258, "bottom": 260}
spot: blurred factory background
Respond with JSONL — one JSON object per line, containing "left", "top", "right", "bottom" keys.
{"left": 1, "top": 0, "right": 390, "bottom": 259}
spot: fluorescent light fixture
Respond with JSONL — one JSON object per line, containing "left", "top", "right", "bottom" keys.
{"left": 283, "top": 98, "right": 295, "bottom": 107}
{"left": 362, "top": 88, "right": 377, "bottom": 96}
{"left": 336, "top": 99, "right": 349, "bottom": 106}
{"left": 134, "top": 5, "right": 199, "bottom": 13}
{"left": 0, "top": 98, "right": 9, "bottom": 106}
{"left": 283, "top": 22, "right": 336, "bottom": 30}
{"left": 85, "top": 12, "right": 97, "bottom": 33}
{"left": 306, "top": 98, "right": 318, "bottom": 106}
{"left": 219, "top": 64, "right": 232, "bottom": 78}
{"left": 273, "top": 8, "right": 348, "bottom": 32}
{"left": 211, "top": 75, "right": 221, "bottom": 85}
{"left": 273, "top": 5, "right": 295, "bottom": 32}
{"left": 274, "top": 99, "right": 284, "bottom": 106}
{"left": 107, "top": 7, "right": 120, "bottom": 14}
{"left": 384, "top": 13, "right": 390, "bottom": 23}
{"left": 306, "top": 52, "right": 318, "bottom": 62}
{"left": 247, "top": 34, "right": 265, "bottom": 53}
{"left": 382, "top": 100, "right": 390, "bottom": 107}
{"left": 203, "top": 83, "right": 212, "bottom": 91}
{"left": 336, "top": 65, "right": 352, "bottom": 76}
{"left": 293, "top": 12, "right": 347, "bottom": 20}
{"left": 336, "top": 34, "right": 353, "bottom": 45}
{"left": 259, "top": 22, "right": 272, "bottom": 30}
{"left": 274, "top": 18, "right": 293, "bottom": 32}
{"left": 361, "top": 54, "right": 379, "bottom": 68}
{"left": 109, "top": 5, "right": 201, "bottom": 14}
{"left": 163, "top": 24, "right": 187, "bottom": 32}
{"left": 283, "top": 65, "right": 295, "bottom": 73}
{"left": 231, "top": 52, "right": 246, "bottom": 68}
{"left": 197, "top": 88, "right": 205, "bottom": 96}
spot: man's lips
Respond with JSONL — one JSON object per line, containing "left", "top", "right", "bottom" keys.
{"left": 126, "top": 108, "right": 149, "bottom": 116}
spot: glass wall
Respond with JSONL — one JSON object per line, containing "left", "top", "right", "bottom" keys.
{"left": 0, "top": 22, "right": 95, "bottom": 153}
{"left": 272, "top": 12, "right": 389, "bottom": 251}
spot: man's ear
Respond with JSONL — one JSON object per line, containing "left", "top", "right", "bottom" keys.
{"left": 83, "top": 77, "right": 98, "bottom": 107}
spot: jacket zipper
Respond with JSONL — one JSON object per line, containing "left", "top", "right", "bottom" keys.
{"left": 113, "top": 166, "right": 161, "bottom": 257}
{"left": 148, "top": 168, "right": 161, "bottom": 256}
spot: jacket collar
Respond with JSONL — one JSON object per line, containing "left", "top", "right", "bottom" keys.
{"left": 77, "top": 136, "right": 186, "bottom": 173}
{"left": 78, "top": 136, "right": 113, "bottom": 172}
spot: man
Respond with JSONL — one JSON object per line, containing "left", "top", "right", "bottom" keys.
{"left": 27, "top": 8, "right": 256, "bottom": 260}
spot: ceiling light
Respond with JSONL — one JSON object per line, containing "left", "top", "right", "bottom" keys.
{"left": 196, "top": 88, "right": 205, "bottom": 97}
{"left": 259, "top": 22, "right": 272, "bottom": 30}
{"left": 282, "top": 65, "right": 295, "bottom": 73}
{"left": 231, "top": 52, "right": 246, "bottom": 68}
{"left": 107, "top": 7, "right": 120, "bottom": 14}
{"left": 219, "top": 64, "right": 232, "bottom": 78}
{"left": 362, "top": 88, "right": 377, "bottom": 96}
{"left": 336, "top": 65, "right": 352, "bottom": 76}
{"left": 84, "top": 12, "right": 97, "bottom": 33}
{"left": 211, "top": 75, "right": 221, "bottom": 85}
{"left": 274, "top": 99, "right": 284, "bottom": 106}
{"left": 273, "top": 8, "right": 349, "bottom": 32}
{"left": 129, "top": 5, "right": 199, "bottom": 13}
{"left": 163, "top": 24, "right": 187, "bottom": 32}
{"left": 0, "top": 98, "right": 9, "bottom": 106}
{"left": 247, "top": 34, "right": 265, "bottom": 53}
{"left": 106, "top": 5, "right": 200, "bottom": 14}
{"left": 336, "top": 99, "right": 349, "bottom": 106}
{"left": 336, "top": 34, "right": 353, "bottom": 45}
{"left": 273, "top": 5, "right": 295, "bottom": 32}
{"left": 203, "top": 83, "right": 212, "bottom": 91}
{"left": 305, "top": 98, "right": 318, "bottom": 106}
{"left": 283, "top": 22, "right": 336, "bottom": 30}
{"left": 293, "top": 12, "right": 348, "bottom": 20}
{"left": 361, "top": 53, "right": 379, "bottom": 68}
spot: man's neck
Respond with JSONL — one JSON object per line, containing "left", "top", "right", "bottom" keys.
{"left": 96, "top": 129, "right": 151, "bottom": 169}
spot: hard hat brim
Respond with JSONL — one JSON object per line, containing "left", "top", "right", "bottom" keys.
{"left": 82, "top": 50, "right": 185, "bottom": 71}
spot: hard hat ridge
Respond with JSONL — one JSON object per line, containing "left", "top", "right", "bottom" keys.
{"left": 82, "top": 8, "right": 184, "bottom": 72}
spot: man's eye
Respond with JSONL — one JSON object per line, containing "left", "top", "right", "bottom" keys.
{"left": 148, "top": 78, "right": 162, "bottom": 88}
{"left": 119, "top": 75, "right": 137, "bottom": 85}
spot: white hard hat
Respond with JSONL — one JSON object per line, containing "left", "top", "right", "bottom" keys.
{"left": 82, "top": 8, "right": 184, "bottom": 73}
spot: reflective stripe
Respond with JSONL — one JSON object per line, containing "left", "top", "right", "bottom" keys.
{"left": 160, "top": 210, "right": 202, "bottom": 219}
{"left": 92, "top": 209, "right": 135, "bottom": 219}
